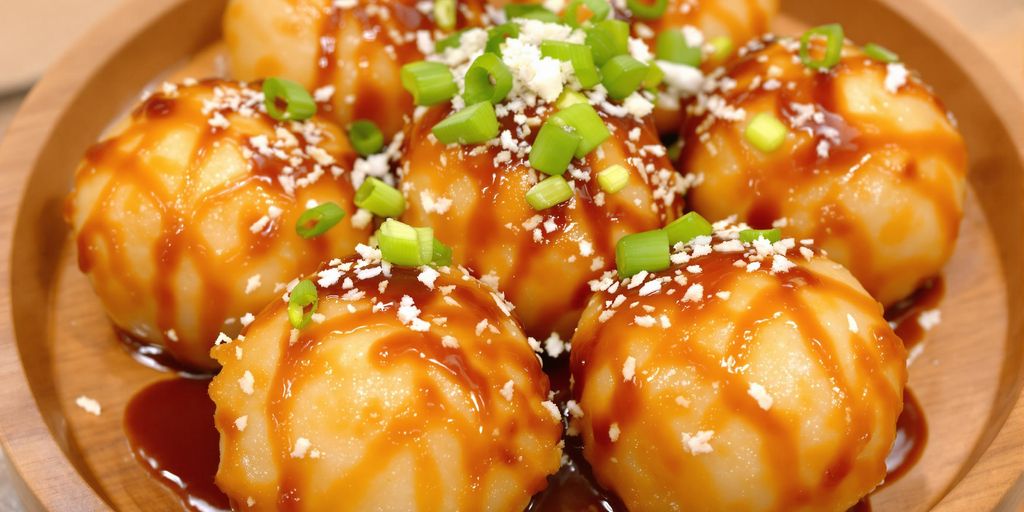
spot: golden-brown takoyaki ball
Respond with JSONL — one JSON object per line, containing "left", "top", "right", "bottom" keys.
{"left": 224, "top": 0, "right": 488, "bottom": 137}
{"left": 679, "top": 36, "right": 967, "bottom": 306}
{"left": 638, "top": 0, "right": 778, "bottom": 48}
{"left": 570, "top": 227, "right": 907, "bottom": 511}
{"left": 400, "top": 106, "right": 686, "bottom": 339}
{"left": 210, "top": 250, "right": 563, "bottom": 511}
{"left": 67, "top": 80, "right": 369, "bottom": 370}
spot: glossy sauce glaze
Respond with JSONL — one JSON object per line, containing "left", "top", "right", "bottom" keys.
{"left": 310, "top": 0, "right": 488, "bottom": 136}
{"left": 126, "top": 269, "right": 934, "bottom": 512}
{"left": 208, "top": 259, "right": 562, "bottom": 511}
{"left": 124, "top": 378, "right": 229, "bottom": 512}
{"left": 401, "top": 105, "right": 685, "bottom": 339}
{"left": 679, "top": 36, "right": 967, "bottom": 306}
{"left": 67, "top": 79, "right": 366, "bottom": 370}
{"left": 571, "top": 243, "right": 908, "bottom": 510}
{"left": 638, "top": 0, "right": 777, "bottom": 60}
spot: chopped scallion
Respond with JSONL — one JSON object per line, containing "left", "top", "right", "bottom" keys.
{"left": 863, "top": 43, "right": 899, "bottom": 63}
{"left": 377, "top": 219, "right": 425, "bottom": 266}
{"left": 596, "top": 165, "right": 629, "bottom": 193}
{"left": 616, "top": 229, "right": 670, "bottom": 278}
{"left": 551, "top": 103, "right": 610, "bottom": 158}
{"left": 432, "top": 238, "right": 453, "bottom": 266}
{"left": 744, "top": 112, "right": 788, "bottom": 153}
{"left": 540, "top": 40, "right": 601, "bottom": 88}
{"left": 486, "top": 23, "right": 520, "bottom": 55}
{"left": 434, "top": 0, "right": 456, "bottom": 30}
{"left": 287, "top": 279, "right": 318, "bottom": 329}
{"left": 664, "top": 212, "right": 712, "bottom": 245}
{"left": 435, "top": 30, "right": 467, "bottom": 52}
{"left": 601, "top": 55, "right": 648, "bottom": 99}
{"left": 739, "top": 228, "right": 781, "bottom": 243}
{"left": 348, "top": 120, "right": 384, "bottom": 156}
{"left": 463, "top": 53, "right": 513, "bottom": 105}
{"left": 556, "top": 90, "right": 590, "bottom": 109}
{"left": 586, "top": 19, "right": 629, "bottom": 66}
{"left": 526, "top": 175, "right": 574, "bottom": 210}
{"left": 530, "top": 120, "right": 581, "bottom": 175}
{"left": 799, "top": 23, "right": 845, "bottom": 71}
{"left": 295, "top": 202, "right": 346, "bottom": 239}
{"left": 709, "top": 35, "right": 734, "bottom": 63}
{"left": 263, "top": 77, "right": 317, "bottom": 121}
{"left": 505, "top": 3, "right": 560, "bottom": 22}
{"left": 563, "top": 0, "right": 611, "bottom": 27}
{"left": 655, "top": 30, "right": 701, "bottom": 67}
{"left": 432, "top": 101, "right": 500, "bottom": 144}
{"left": 355, "top": 177, "right": 406, "bottom": 218}
{"left": 626, "top": 0, "right": 668, "bottom": 19}
{"left": 400, "top": 61, "right": 457, "bottom": 106}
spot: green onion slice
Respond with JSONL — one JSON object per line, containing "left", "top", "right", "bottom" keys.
{"left": 400, "top": 61, "right": 458, "bottom": 106}
{"left": 540, "top": 40, "right": 601, "bottom": 88}
{"left": 626, "top": 0, "right": 668, "bottom": 20}
{"left": 530, "top": 121, "right": 581, "bottom": 176}
{"left": 263, "top": 77, "right": 317, "bottom": 121}
{"left": 655, "top": 30, "right": 702, "bottom": 67}
{"left": 432, "top": 238, "right": 453, "bottom": 266}
{"left": 601, "top": 55, "right": 648, "bottom": 100}
{"left": 505, "top": 3, "right": 560, "bottom": 22}
{"left": 551, "top": 103, "right": 610, "bottom": 158}
{"left": 348, "top": 120, "right": 384, "bottom": 156}
{"left": 643, "top": 63, "right": 664, "bottom": 90}
{"left": 556, "top": 90, "right": 589, "bottom": 109}
{"left": 799, "top": 23, "right": 845, "bottom": 71}
{"left": 596, "top": 165, "right": 629, "bottom": 194}
{"left": 486, "top": 23, "right": 520, "bottom": 55}
{"left": 863, "top": 43, "right": 899, "bottom": 63}
{"left": 709, "top": 35, "right": 734, "bottom": 63}
{"left": 377, "top": 219, "right": 424, "bottom": 266}
{"left": 434, "top": 0, "right": 457, "bottom": 30}
{"left": 355, "top": 177, "right": 406, "bottom": 218}
{"left": 526, "top": 175, "right": 574, "bottom": 210}
{"left": 744, "top": 112, "right": 788, "bottom": 153}
{"left": 414, "top": 227, "right": 435, "bottom": 263}
{"left": 287, "top": 279, "right": 318, "bottom": 329}
{"left": 664, "top": 212, "right": 712, "bottom": 245}
{"left": 436, "top": 30, "right": 467, "bottom": 52}
{"left": 586, "top": 19, "right": 629, "bottom": 66}
{"left": 463, "top": 53, "right": 514, "bottom": 105}
{"left": 616, "top": 229, "right": 670, "bottom": 278}
{"left": 432, "top": 102, "right": 500, "bottom": 144}
{"left": 739, "top": 228, "right": 782, "bottom": 243}
{"left": 563, "top": 0, "right": 611, "bottom": 27}
{"left": 296, "top": 202, "right": 346, "bottom": 239}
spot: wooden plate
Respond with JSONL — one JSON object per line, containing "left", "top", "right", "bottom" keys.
{"left": 0, "top": 0, "right": 1022, "bottom": 510}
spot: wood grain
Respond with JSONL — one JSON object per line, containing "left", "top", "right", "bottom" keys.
{"left": 0, "top": 0, "right": 1022, "bottom": 511}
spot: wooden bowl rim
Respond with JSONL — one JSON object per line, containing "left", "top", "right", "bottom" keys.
{"left": 0, "top": 0, "right": 1021, "bottom": 509}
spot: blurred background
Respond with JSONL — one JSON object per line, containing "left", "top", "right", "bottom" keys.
{"left": 0, "top": 0, "right": 1020, "bottom": 511}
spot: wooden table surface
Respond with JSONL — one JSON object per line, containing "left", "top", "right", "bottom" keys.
{"left": 0, "top": 0, "right": 1021, "bottom": 511}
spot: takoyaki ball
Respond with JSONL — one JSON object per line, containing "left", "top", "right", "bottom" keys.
{"left": 679, "top": 35, "right": 967, "bottom": 306}
{"left": 401, "top": 109, "right": 684, "bottom": 339}
{"left": 571, "top": 225, "right": 907, "bottom": 511}
{"left": 67, "top": 80, "right": 369, "bottom": 370}
{"left": 224, "top": 0, "right": 488, "bottom": 137}
{"left": 634, "top": 0, "right": 779, "bottom": 133}
{"left": 209, "top": 248, "right": 563, "bottom": 511}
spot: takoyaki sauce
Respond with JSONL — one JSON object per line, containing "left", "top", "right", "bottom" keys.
{"left": 886, "top": 277, "right": 945, "bottom": 353}
{"left": 117, "top": 329, "right": 215, "bottom": 379}
{"left": 124, "top": 378, "right": 229, "bottom": 512}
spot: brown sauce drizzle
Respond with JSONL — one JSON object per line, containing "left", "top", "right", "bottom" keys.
{"left": 124, "top": 378, "right": 229, "bottom": 512}
{"left": 885, "top": 277, "right": 945, "bottom": 352}
{"left": 643, "top": 0, "right": 773, "bottom": 52}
